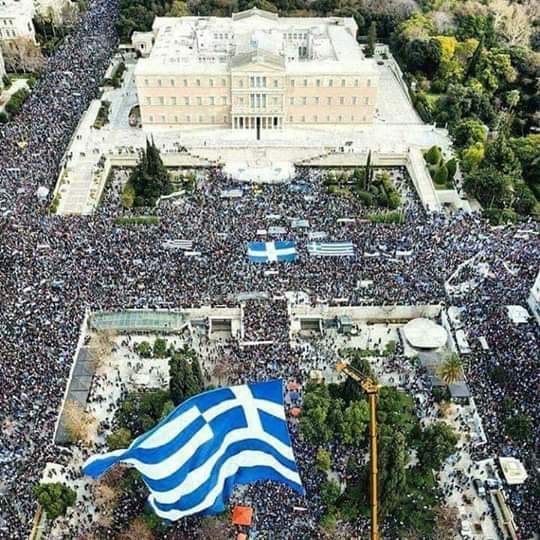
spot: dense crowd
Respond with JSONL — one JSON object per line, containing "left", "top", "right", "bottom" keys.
{"left": 0, "top": 0, "right": 539, "bottom": 537}
{"left": 242, "top": 300, "right": 289, "bottom": 342}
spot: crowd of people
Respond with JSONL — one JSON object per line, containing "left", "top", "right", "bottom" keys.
{"left": 242, "top": 300, "right": 289, "bottom": 342}
{"left": 0, "top": 0, "right": 539, "bottom": 537}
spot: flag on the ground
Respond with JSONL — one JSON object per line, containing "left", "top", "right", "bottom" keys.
{"left": 247, "top": 241, "right": 297, "bottom": 263}
{"left": 82, "top": 381, "right": 303, "bottom": 521}
{"left": 307, "top": 241, "right": 355, "bottom": 257}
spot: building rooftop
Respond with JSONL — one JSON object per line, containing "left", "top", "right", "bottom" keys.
{"left": 135, "top": 8, "right": 376, "bottom": 76}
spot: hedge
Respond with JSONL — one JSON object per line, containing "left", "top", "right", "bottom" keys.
{"left": 115, "top": 216, "right": 160, "bottom": 225}
{"left": 5, "top": 87, "right": 30, "bottom": 117}
{"left": 368, "top": 211, "right": 404, "bottom": 224}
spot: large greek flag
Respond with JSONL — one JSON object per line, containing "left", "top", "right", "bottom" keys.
{"left": 247, "top": 241, "right": 297, "bottom": 263}
{"left": 82, "top": 381, "right": 304, "bottom": 520}
{"left": 307, "top": 241, "right": 355, "bottom": 257}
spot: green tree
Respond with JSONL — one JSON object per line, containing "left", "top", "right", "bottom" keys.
{"left": 300, "top": 384, "right": 332, "bottom": 444}
{"left": 153, "top": 337, "right": 168, "bottom": 358}
{"left": 416, "top": 422, "right": 458, "bottom": 471}
{"left": 405, "top": 39, "right": 441, "bottom": 76}
{"left": 379, "top": 428, "right": 408, "bottom": 517}
{"left": 366, "top": 22, "right": 376, "bottom": 57}
{"left": 378, "top": 386, "right": 417, "bottom": 440}
{"left": 446, "top": 158, "right": 457, "bottom": 182}
{"left": 326, "top": 397, "right": 345, "bottom": 437}
{"left": 484, "top": 131, "right": 522, "bottom": 177}
{"left": 434, "top": 164, "right": 449, "bottom": 185}
{"left": 463, "top": 166, "right": 514, "bottom": 208}
{"left": 33, "top": 483, "right": 76, "bottom": 520}
{"left": 130, "top": 138, "right": 173, "bottom": 206}
{"left": 315, "top": 447, "right": 332, "bottom": 472}
{"left": 464, "top": 35, "right": 483, "bottom": 81}
{"left": 437, "top": 353, "right": 462, "bottom": 385}
{"left": 505, "top": 414, "right": 533, "bottom": 442}
{"left": 453, "top": 119, "right": 487, "bottom": 148}
{"left": 341, "top": 400, "right": 369, "bottom": 445}
{"left": 320, "top": 479, "right": 341, "bottom": 508}
{"left": 190, "top": 355, "right": 205, "bottom": 391}
{"left": 107, "top": 427, "right": 133, "bottom": 450}
{"left": 424, "top": 145, "right": 442, "bottom": 165}
{"left": 167, "top": 0, "right": 189, "bottom": 16}
{"left": 461, "top": 142, "right": 485, "bottom": 172}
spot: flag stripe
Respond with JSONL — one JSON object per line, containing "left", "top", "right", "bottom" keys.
{"left": 307, "top": 241, "right": 355, "bottom": 256}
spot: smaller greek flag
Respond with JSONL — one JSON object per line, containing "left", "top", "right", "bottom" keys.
{"left": 307, "top": 241, "right": 355, "bottom": 257}
{"left": 247, "top": 241, "right": 297, "bottom": 263}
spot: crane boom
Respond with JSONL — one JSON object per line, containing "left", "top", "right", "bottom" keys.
{"left": 336, "top": 361, "right": 379, "bottom": 540}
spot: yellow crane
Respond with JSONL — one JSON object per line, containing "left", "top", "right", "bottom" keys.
{"left": 336, "top": 361, "right": 379, "bottom": 540}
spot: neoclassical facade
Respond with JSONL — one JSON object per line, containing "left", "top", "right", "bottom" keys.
{"left": 0, "top": 0, "right": 35, "bottom": 45}
{"left": 134, "top": 8, "right": 378, "bottom": 134}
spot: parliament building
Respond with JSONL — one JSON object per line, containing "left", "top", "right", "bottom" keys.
{"left": 133, "top": 8, "right": 379, "bottom": 134}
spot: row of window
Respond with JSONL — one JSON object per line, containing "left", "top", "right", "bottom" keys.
{"left": 289, "top": 96, "right": 370, "bottom": 106}
{"left": 144, "top": 96, "right": 229, "bottom": 106}
{"left": 142, "top": 77, "right": 373, "bottom": 89}
{"left": 144, "top": 114, "right": 368, "bottom": 124}
{"left": 142, "top": 95, "right": 371, "bottom": 107}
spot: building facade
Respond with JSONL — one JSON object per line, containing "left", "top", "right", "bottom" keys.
{"left": 0, "top": 0, "right": 35, "bottom": 45}
{"left": 528, "top": 269, "right": 540, "bottom": 325}
{"left": 134, "top": 8, "right": 378, "bottom": 133}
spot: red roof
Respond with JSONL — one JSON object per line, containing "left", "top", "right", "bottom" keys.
{"left": 232, "top": 506, "right": 253, "bottom": 526}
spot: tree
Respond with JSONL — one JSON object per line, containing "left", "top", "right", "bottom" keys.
{"left": 437, "top": 353, "right": 462, "bottom": 385}
{"left": 64, "top": 399, "right": 94, "bottom": 443}
{"left": 453, "top": 119, "right": 488, "bottom": 148}
{"left": 315, "top": 447, "right": 332, "bottom": 472}
{"left": 33, "top": 483, "right": 76, "bottom": 520}
{"left": 366, "top": 21, "right": 377, "bottom": 57}
{"left": 416, "top": 422, "right": 458, "bottom": 471}
{"left": 3, "top": 38, "right": 45, "bottom": 73}
{"left": 434, "top": 164, "right": 449, "bottom": 185}
{"left": 107, "top": 427, "right": 132, "bottom": 450}
{"left": 169, "top": 349, "right": 203, "bottom": 406}
{"left": 320, "top": 479, "right": 341, "bottom": 509}
{"left": 405, "top": 39, "right": 441, "bottom": 76}
{"left": 461, "top": 142, "right": 485, "bottom": 172}
{"left": 378, "top": 386, "right": 417, "bottom": 440}
{"left": 424, "top": 145, "right": 442, "bottom": 165}
{"left": 505, "top": 414, "right": 533, "bottom": 442}
{"left": 168, "top": 0, "right": 190, "bottom": 16}
{"left": 379, "top": 428, "right": 408, "bottom": 516}
{"left": 119, "top": 517, "right": 155, "bottom": 540}
{"left": 153, "top": 337, "right": 168, "bottom": 358}
{"left": 364, "top": 150, "right": 372, "bottom": 189}
{"left": 130, "top": 139, "right": 172, "bottom": 206}
{"left": 484, "top": 131, "right": 522, "bottom": 177}
{"left": 463, "top": 166, "right": 514, "bottom": 208}
{"left": 464, "top": 35, "right": 483, "bottom": 81}
{"left": 434, "top": 504, "right": 460, "bottom": 540}
{"left": 341, "top": 400, "right": 369, "bottom": 445}
{"left": 300, "top": 384, "right": 332, "bottom": 444}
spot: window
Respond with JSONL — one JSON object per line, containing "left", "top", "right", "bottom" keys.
{"left": 290, "top": 79, "right": 295, "bottom": 87}
{"left": 211, "top": 115, "right": 215, "bottom": 123}
{"left": 170, "top": 79, "right": 175, "bottom": 86}
{"left": 328, "top": 79, "right": 333, "bottom": 87}
{"left": 183, "top": 79, "right": 188, "bottom": 86}
{"left": 149, "top": 115, "right": 154, "bottom": 122}
{"left": 209, "top": 79, "right": 214, "bottom": 87}
{"left": 313, "top": 115, "right": 318, "bottom": 122}
{"left": 187, "top": 115, "right": 191, "bottom": 122}
{"left": 327, "top": 97, "right": 332, "bottom": 105}
{"left": 221, "top": 96, "right": 227, "bottom": 105}
{"left": 239, "top": 79, "right": 244, "bottom": 88}
{"left": 364, "top": 97, "right": 369, "bottom": 105}
{"left": 224, "top": 115, "right": 227, "bottom": 123}
{"left": 304, "top": 79, "right": 308, "bottom": 87}
{"left": 184, "top": 97, "right": 189, "bottom": 105}
{"left": 144, "top": 79, "right": 149, "bottom": 86}
{"left": 289, "top": 115, "right": 293, "bottom": 122}
{"left": 316, "top": 79, "right": 321, "bottom": 87}
{"left": 273, "top": 97, "right": 278, "bottom": 105}
{"left": 354, "top": 79, "right": 359, "bottom": 87}
{"left": 197, "top": 97, "right": 202, "bottom": 105}
{"left": 367, "top": 79, "right": 371, "bottom": 87}
{"left": 315, "top": 97, "right": 319, "bottom": 105}
{"left": 289, "top": 97, "right": 294, "bottom": 105}
{"left": 171, "top": 97, "right": 177, "bottom": 105}
{"left": 174, "top": 115, "right": 178, "bottom": 122}
{"left": 198, "top": 115, "right": 203, "bottom": 123}
{"left": 159, "top": 97, "right": 164, "bottom": 105}
{"left": 339, "top": 97, "right": 344, "bottom": 105}
{"left": 239, "top": 97, "right": 244, "bottom": 104}
{"left": 326, "top": 115, "right": 330, "bottom": 122}
{"left": 338, "top": 115, "right": 342, "bottom": 122}
{"left": 196, "top": 79, "right": 201, "bottom": 87}
{"left": 250, "top": 76, "right": 255, "bottom": 87}
{"left": 221, "top": 79, "right": 226, "bottom": 86}
{"left": 209, "top": 97, "right": 214, "bottom": 105}
{"left": 302, "top": 97, "right": 307, "bottom": 105}
{"left": 273, "top": 79, "right": 278, "bottom": 88}
{"left": 145, "top": 97, "right": 151, "bottom": 105}
{"left": 352, "top": 97, "right": 357, "bottom": 105}
{"left": 301, "top": 115, "right": 305, "bottom": 122}
{"left": 161, "top": 115, "right": 165, "bottom": 123}
{"left": 158, "top": 79, "right": 162, "bottom": 87}
{"left": 341, "top": 79, "right": 346, "bottom": 87}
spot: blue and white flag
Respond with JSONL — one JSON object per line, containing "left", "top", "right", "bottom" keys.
{"left": 307, "top": 241, "right": 355, "bottom": 257}
{"left": 82, "top": 381, "right": 304, "bottom": 521}
{"left": 247, "top": 241, "right": 297, "bottom": 263}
